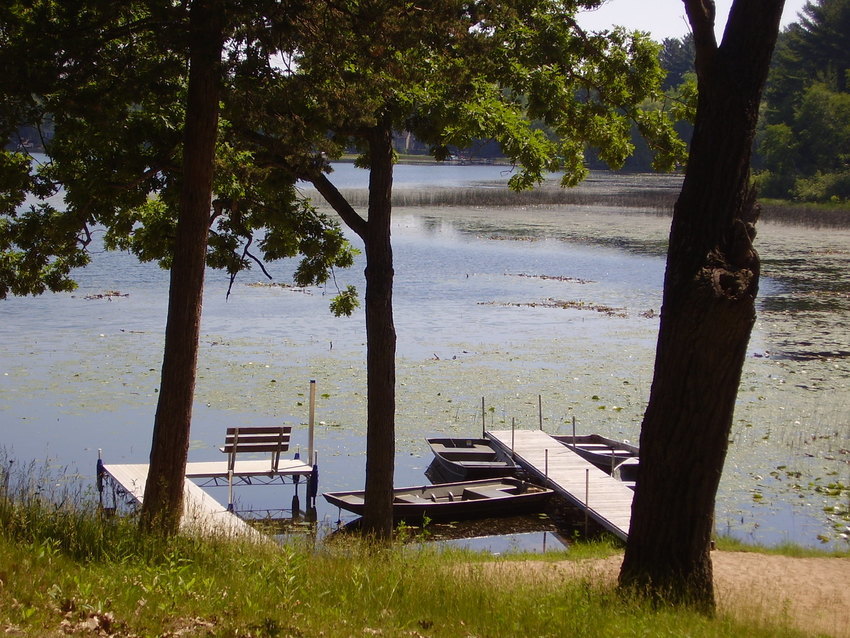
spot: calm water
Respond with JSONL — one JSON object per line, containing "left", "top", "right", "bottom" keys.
{"left": 2, "top": 164, "right": 848, "bottom": 549}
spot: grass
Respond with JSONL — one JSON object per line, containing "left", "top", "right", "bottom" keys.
{"left": 714, "top": 534, "right": 850, "bottom": 558}
{"left": 0, "top": 458, "right": 828, "bottom": 638}
{"left": 0, "top": 522, "right": 809, "bottom": 638}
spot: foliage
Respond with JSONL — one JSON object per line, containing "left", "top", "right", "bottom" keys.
{"left": 230, "top": 2, "right": 684, "bottom": 189}
{"left": 0, "top": 0, "right": 358, "bottom": 309}
{"left": 660, "top": 34, "right": 695, "bottom": 91}
{"left": 755, "top": 0, "right": 850, "bottom": 202}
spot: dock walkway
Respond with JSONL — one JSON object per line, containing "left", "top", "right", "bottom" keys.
{"left": 486, "top": 429, "right": 633, "bottom": 540}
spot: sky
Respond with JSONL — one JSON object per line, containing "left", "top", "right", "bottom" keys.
{"left": 576, "top": 0, "right": 810, "bottom": 41}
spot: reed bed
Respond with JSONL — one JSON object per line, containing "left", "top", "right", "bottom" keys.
{"left": 301, "top": 182, "right": 850, "bottom": 229}
{"left": 312, "top": 184, "right": 679, "bottom": 213}
{"left": 760, "top": 201, "right": 850, "bottom": 229}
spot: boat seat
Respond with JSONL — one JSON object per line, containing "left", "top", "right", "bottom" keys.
{"left": 461, "top": 486, "right": 514, "bottom": 500}
{"left": 394, "top": 494, "right": 430, "bottom": 504}
{"left": 441, "top": 450, "right": 497, "bottom": 460}
{"left": 460, "top": 460, "right": 512, "bottom": 467}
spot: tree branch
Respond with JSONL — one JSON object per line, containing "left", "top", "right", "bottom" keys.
{"left": 235, "top": 127, "right": 368, "bottom": 237}
{"left": 720, "top": 0, "right": 786, "bottom": 85}
{"left": 226, "top": 236, "right": 273, "bottom": 300}
{"left": 310, "top": 172, "right": 368, "bottom": 239}
{"left": 683, "top": 0, "right": 718, "bottom": 76}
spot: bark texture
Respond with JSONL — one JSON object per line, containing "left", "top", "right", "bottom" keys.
{"left": 618, "top": 0, "right": 784, "bottom": 610}
{"left": 140, "top": 0, "right": 223, "bottom": 534}
{"left": 309, "top": 119, "right": 397, "bottom": 538}
{"left": 360, "top": 121, "right": 397, "bottom": 539}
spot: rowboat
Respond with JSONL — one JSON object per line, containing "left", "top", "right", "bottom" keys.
{"left": 323, "top": 477, "right": 552, "bottom": 521}
{"left": 426, "top": 437, "right": 517, "bottom": 481}
{"left": 551, "top": 433, "right": 640, "bottom": 485}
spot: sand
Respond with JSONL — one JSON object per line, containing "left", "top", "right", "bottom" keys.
{"left": 482, "top": 551, "right": 850, "bottom": 637}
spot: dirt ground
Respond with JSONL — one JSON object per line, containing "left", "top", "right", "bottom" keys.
{"left": 483, "top": 551, "right": 850, "bottom": 637}
{"left": 710, "top": 552, "right": 850, "bottom": 637}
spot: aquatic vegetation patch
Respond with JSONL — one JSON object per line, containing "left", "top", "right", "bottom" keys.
{"left": 244, "top": 281, "right": 315, "bottom": 294}
{"left": 507, "top": 272, "right": 595, "bottom": 284}
{"left": 479, "top": 299, "right": 630, "bottom": 317}
{"left": 79, "top": 290, "right": 128, "bottom": 300}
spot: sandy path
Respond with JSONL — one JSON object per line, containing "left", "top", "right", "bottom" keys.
{"left": 481, "top": 552, "right": 850, "bottom": 637}
{"left": 713, "top": 552, "right": 850, "bottom": 638}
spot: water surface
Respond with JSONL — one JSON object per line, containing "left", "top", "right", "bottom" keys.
{"left": 2, "top": 166, "right": 848, "bottom": 548}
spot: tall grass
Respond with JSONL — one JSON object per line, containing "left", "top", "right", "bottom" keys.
{"left": 0, "top": 456, "right": 811, "bottom": 637}
{"left": 760, "top": 200, "right": 850, "bottom": 228}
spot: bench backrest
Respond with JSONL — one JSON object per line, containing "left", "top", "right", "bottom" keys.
{"left": 221, "top": 426, "right": 291, "bottom": 472}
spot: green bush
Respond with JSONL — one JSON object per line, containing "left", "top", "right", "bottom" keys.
{"left": 793, "top": 170, "right": 850, "bottom": 202}
{"left": 752, "top": 169, "right": 794, "bottom": 199}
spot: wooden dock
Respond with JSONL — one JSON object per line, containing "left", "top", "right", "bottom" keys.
{"left": 101, "top": 456, "right": 315, "bottom": 539}
{"left": 486, "top": 429, "right": 633, "bottom": 540}
{"left": 99, "top": 383, "right": 323, "bottom": 538}
{"left": 101, "top": 462, "right": 263, "bottom": 539}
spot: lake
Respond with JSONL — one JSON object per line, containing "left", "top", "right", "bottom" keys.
{"left": 1, "top": 163, "right": 848, "bottom": 549}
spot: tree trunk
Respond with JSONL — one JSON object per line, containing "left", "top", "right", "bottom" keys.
{"left": 360, "top": 119, "right": 397, "bottom": 539}
{"left": 619, "top": 0, "right": 784, "bottom": 611}
{"left": 140, "top": 0, "right": 223, "bottom": 535}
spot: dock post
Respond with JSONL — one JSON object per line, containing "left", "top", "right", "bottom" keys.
{"left": 538, "top": 395, "right": 543, "bottom": 430}
{"left": 511, "top": 418, "right": 515, "bottom": 456}
{"left": 584, "top": 468, "right": 589, "bottom": 536}
{"left": 308, "top": 379, "right": 316, "bottom": 465}
{"left": 307, "top": 451, "right": 319, "bottom": 511}
{"left": 96, "top": 449, "right": 105, "bottom": 510}
{"left": 481, "top": 397, "right": 485, "bottom": 437}
{"left": 572, "top": 415, "right": 576, "bottom": 445}
{"left": 291, "top": 490, "right": 300, "bottom": 519}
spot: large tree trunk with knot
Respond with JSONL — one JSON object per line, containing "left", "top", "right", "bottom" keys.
{"left": 619, "top": 0, "right": 784, "bottom": 611}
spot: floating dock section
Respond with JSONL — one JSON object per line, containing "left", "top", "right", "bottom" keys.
{"left": 486, "top": 429, "right": 633, "bottom": 540}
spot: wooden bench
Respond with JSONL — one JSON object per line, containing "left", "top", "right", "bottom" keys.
{"left": 220, "top": 426, "right": 291, "bottom": 472}
{"left": 219, "top": 426, "right": 291, "bottom": 509}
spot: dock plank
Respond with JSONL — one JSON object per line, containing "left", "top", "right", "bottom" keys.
{"left": 486, "top": 429, "right": 633, "bottom": 540}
